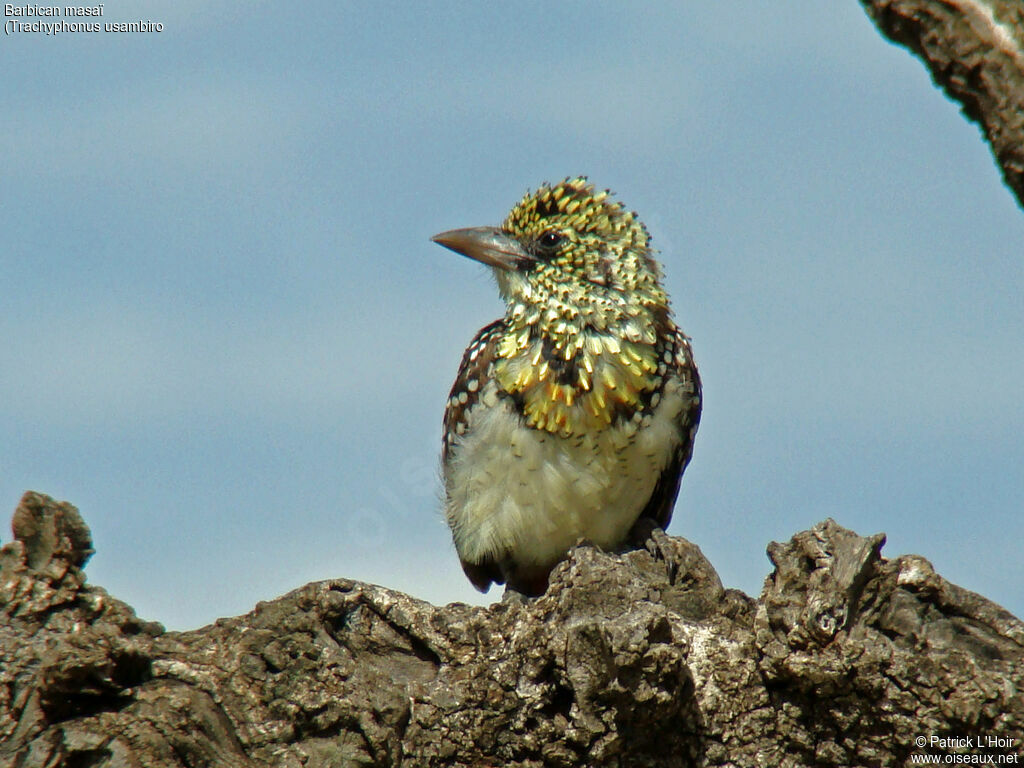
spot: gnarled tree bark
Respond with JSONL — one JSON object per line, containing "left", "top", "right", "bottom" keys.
{"left": 859, "top": 0, "right": 1024, "bottom": 209}
{"left": 1, "top": 492, "right": 1021, "bottom": 767}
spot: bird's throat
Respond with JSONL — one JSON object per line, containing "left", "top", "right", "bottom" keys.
{"left": 493, "top": 312, "right": 663, "bottom": 436}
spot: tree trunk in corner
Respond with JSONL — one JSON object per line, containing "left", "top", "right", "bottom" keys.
{"left": 859, "top": 0, "right": 1024, "bottom": 208}
{"left": 1, "top": 492, "right": 1021, "bottom": 767}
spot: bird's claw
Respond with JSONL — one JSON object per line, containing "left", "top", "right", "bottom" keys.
{"left": 629, "top": 516, "right": 680, "bottom": 585}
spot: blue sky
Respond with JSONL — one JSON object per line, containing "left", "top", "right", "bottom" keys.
{"left": 2, "top": 2, "right": 1021, "bottom": 630}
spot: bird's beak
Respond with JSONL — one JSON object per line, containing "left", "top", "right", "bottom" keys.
{"left": 431, "top": 227, "right": 531, "bottom": 271}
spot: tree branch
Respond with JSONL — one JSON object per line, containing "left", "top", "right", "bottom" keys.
{"left": 859, "top": 0, "right": 1024, "bottom": 209}
{"left": 2, "top": 492, "right": 1021, "bottom": 766}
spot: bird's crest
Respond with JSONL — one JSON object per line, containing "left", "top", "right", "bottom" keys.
{"left": 503, "top": 177, "right": 649, "bottom": 254}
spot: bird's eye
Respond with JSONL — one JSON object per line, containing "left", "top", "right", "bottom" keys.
{"left": 538, "top": 231, "right": 563, "bottom": 249}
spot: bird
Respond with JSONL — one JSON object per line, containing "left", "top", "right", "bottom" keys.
{"left": 432, "top": 177, "right": 701, "bottom": 595}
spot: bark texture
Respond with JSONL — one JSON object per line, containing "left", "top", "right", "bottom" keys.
{"left": 1, "top": 492, "right": 1021, "bottom": 767}
{"left": 859, "top": 0, "right": 1024, "bottom": 208}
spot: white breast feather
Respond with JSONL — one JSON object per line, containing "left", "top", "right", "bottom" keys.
{"left": 445, "top": 378, "right": 689, "bottom": 570}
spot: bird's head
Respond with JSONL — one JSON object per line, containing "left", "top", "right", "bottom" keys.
{"left": 432, "top": 178, "right": 668, "bottom": 323}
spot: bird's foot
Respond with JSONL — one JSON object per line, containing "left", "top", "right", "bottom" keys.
{"left": 502, "top": 564, "right": 552, "bottom": 600}
{"left": 628, "top": 516, "right": 680, "bottom": 585}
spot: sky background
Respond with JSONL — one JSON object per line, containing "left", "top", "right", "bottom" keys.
{"left": 2, "top": 2, "right": 1021, "bottom": 631}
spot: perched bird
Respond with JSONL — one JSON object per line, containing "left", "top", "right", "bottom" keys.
{"left": 433, "top": 178, "right": 701, "bottom": 595}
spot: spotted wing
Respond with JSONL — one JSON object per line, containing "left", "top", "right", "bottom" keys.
{"left": 442, "top": 320, "right": 510, "bottom": 592}
{"left": 639, "top": 330, "right": 702, "bottom": 531}
{"left": 442, "top": 318, "right": 505, "bottom": 465}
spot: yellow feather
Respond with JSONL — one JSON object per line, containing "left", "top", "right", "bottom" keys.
{"left": 601, "top": 367, "right": 618, "bottom": 390}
